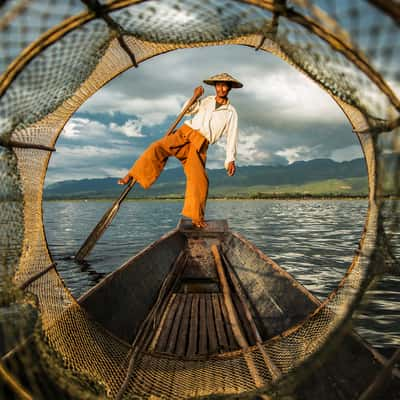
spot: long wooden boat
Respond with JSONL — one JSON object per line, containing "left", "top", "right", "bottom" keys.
{"left": 77, "top": 219, "right": 400, "bottom": 399}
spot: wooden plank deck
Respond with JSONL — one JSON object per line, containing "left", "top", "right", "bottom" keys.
{"left": 155, "top": 295, "right": 180, "bottom": 352}
{"left": 165, "top": 295, "right": 186, "bottom": 354}
{"left": 152, "top": 292, "right": 244, "bottom": 356}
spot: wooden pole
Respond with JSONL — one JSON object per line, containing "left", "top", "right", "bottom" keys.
{"left": 220, "top": 251, "right": 282, "bottom": 380}
{"left": 75, "top": 92, "right": 201, "bottom": 262}
{"left": 211, "top": 245, "right": 267, "bottom": 392}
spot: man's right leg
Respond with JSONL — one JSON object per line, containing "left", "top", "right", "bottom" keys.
{"left": 181, "top": 143, "right": 209, "bottom": 227}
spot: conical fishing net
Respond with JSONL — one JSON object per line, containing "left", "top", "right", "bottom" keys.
{"left": 0, "top": 1, "right": 399, "bottom": 399}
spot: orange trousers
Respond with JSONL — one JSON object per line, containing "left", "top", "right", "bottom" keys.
{"left": 128, "top": 124, "right": 209, "bottom": 222}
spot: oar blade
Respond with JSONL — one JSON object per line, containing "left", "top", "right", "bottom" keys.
{"left": 75, "top": 181, "right": 135, "bottom": 262}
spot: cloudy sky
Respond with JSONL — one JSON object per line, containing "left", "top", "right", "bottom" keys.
{"left": 45, "top": 44, "right": 363, "bottom": 185}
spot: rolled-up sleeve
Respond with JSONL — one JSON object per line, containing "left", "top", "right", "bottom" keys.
{"left": 224, "top": 110, "right": 238, "bottom": 169}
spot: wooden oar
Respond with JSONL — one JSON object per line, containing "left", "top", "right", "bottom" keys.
{"left": 75, "top": 179, "right": 136, "bottom": 262}
{"left": 74, "top": 91, "right": 201, "bottom": 263}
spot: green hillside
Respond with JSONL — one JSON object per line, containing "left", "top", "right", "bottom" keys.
{"left": 45, "top": 158, "right": 374, "bottom": 200}
{"left": 208, "top": 177, "right": 368, "bottom": 199}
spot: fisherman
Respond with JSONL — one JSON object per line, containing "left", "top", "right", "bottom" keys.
{"left": 118, "top": 73, "right": 242, "bottom": 228}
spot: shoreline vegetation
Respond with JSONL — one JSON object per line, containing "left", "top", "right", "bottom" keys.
{"left": 44, "top": 194, "right": 386, "bottom": 202}
{"left": 43, "top": 193, "right": 400, "bottom": 201}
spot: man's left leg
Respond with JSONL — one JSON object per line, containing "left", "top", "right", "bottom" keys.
{"left": 181, "top": 143, "right": 209, "bottom": 227}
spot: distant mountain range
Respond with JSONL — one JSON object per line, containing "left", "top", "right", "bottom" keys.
{"left": 44, "top": 158, "right": 375, "bottom": 199}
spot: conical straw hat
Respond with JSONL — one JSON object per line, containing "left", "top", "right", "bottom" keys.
{"left": 203, "top": 72, "right": 243, "bottom": 88}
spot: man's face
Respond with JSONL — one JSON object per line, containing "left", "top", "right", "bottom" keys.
{"left": 215, "top": 82, "right": 231, "bottom": 98}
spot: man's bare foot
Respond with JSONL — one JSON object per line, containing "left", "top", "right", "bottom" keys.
{"left": 192, "top": 219, "right": 208, "bottom": 229}
{"left": 118, "top": 174, "right": 131, "bottom": 185}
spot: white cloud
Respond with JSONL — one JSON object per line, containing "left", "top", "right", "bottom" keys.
{"left": 207, "top": 130, "right": 271, "bottom": 168}
{"left": 80, "top": 91, "right": 185, "bottom": 127}
{"left": 49, "top": 145, "right": 124, "bottom": 168}
{"left": 110, "top": 138, "right": 133, "bottom": 145}
{"left": 207, "top": 127, "right": 287, "bottom": 167}
{"left": 99, "top": 167, "right": 130, "bottom": 178}
{"left": 237, "top": 130, "right": 270, "bottom": 164}
{"left": 61, "top": 117, "right": 108, "bottom": 139}
{"left": 241, "top": 68, "right": 344, "bottom": 123}
{"left": 276, "top": 145, "right": 322, "bottom": 164}
{"left": 62, "top": 120, "right": 80, "bottom": 138}
{"left": 109, "top": 120, "right": 144, "bottom": 138}
{"left": 61, "top": 117, "right": 147, "bottom": 143}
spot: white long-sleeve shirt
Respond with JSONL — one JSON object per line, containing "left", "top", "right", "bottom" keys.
{"left": 182, "top": 95, "right": 238, "bottom": 169}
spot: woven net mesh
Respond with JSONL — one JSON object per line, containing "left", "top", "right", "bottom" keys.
{"left": 0, "top": 0, "right": 399, "bottom": 399}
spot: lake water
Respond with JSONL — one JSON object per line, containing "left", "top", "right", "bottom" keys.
{"left": 43, "top": 199, "right": 399, "bottom": 350}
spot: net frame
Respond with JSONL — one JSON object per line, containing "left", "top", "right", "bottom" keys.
{"left": 0, "top": 0, "right": 399, "bottom": 399}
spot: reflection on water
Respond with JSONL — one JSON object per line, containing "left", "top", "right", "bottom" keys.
{"left": 43, "top": 199, "right": 399, "bottom": 348}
